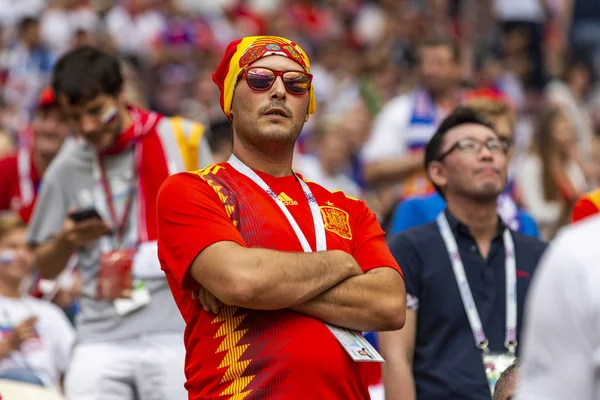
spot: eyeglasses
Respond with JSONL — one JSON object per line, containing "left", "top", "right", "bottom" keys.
{"left": 241, "top": 67, "right": 313, "bottom": 95}
{"left": 437, "top": 137, "right": 510, "bottom": 161}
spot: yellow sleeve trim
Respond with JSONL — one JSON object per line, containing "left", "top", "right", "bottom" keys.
{"left": 331, "top": 190, "right": 359, "bottom": 201}
{"left": 588, "top": 188, "right": 600, "bottom": 211}
{"left": 172, "top": 116, "right": 205, "bottom": 171}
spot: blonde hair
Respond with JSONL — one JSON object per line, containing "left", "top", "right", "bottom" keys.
{"left": 0, "top": 213, "right": 26, "bottom": 241}
{"left": 463, "top": 97, "right": 515, "bottom": 132}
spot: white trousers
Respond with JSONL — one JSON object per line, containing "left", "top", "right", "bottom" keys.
{"left": 65, "top": 333, "right": 187, "bottom": 400}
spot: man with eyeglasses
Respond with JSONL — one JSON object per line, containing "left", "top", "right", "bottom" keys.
{"left": 387, "top": 92, "right": 540, "bottom": 239}
{"left": 156, "top": 35, "right": 406, "bottom": 399}
{"left": 379, "top": 106, "right": 546, "bottom": 400}
{"left": 26, "top": 46, "right": 214, "bottom": 399}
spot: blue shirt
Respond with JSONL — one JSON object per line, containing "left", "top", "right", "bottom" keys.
{"left": 389, "top": 210, "right": 547, "bottom": 400}
{"left": 389, "top": 193, "right": 540, "bottom": 238}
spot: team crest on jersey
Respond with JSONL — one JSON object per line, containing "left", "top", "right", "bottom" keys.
{"left": 320, "top": 205, "right": 352, "bottom": 240}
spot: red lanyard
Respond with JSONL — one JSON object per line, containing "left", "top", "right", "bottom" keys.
{"left": 98, "top": 150, "right": 138, "bottom": 246}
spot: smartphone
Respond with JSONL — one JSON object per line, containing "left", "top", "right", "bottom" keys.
{"left": 69, "top": 208, "right": 102, "bottom": 222}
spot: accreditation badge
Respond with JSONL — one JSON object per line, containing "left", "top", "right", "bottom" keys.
{"left": 97, "top": 249, "right": 135, "bottom": 300}
{"left": 483, "top": 352, "right": 516, "bottom": 394}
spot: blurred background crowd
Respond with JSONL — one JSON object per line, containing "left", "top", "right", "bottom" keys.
{"left": 0, "top": 0, "right": 599, "bottom": 398}
{"left": 1, "top": 0, "right": 599, "bottom": 235}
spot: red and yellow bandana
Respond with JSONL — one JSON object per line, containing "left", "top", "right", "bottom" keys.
{"left": 212, "top": 35, "right": 316, "bottom": 119}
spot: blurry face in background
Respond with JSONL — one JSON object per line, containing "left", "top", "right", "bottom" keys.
{"left": 550, "top": 114, "right": 576, "bottom": 151}
{"left": 317, "top": 128, "right": 351, "bottom": 173}
{"left": 339, "top": 101, "right": 372, "bottom": 149}
{"left": 0, "top": 227, "right": 33, "bottom": 287}
{"left": 195, "top": 73, "right": 219, "bottom": 106}
{"left": 419, "top": 45, "right": 459, "bottom": 95}
{"left": 487, "top": 115, "right": 514, "bottom": 158}
{"left": 21, "top": 23, "right": 41, "bottom": 48}
{"left": 568, "top": 64, "right": 591, "bottom": 94}
{"left": 59, "top": 94, "right": 123, "bottom": 151}
{"left": 32, "top": 106, "right": 70, "bottom": 158}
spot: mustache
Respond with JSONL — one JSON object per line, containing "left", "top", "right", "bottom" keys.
{"left": 474, "top": 165, "right": 501, "bottom": 175}
{"left": 259, "top": 101, "right": 293, "bottom": 117}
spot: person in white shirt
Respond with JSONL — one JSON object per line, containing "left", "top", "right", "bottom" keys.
{"left": 361, "top": 37, "right": 462, "bottom": 213}
{"left": 0, "top": 213, "right": 75, "bottom": 391}
{"left": 516, "top": 214, "right": 600, "bottom": 399}
{"left": 516, "top": 107, "right": 589, "bottom": 240}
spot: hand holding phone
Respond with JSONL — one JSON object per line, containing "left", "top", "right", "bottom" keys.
{"left": 69, "top": 208, "right": 102, "bottom": 222}
{"left": 63, "top": 208, "right": 111, "bottom": 246}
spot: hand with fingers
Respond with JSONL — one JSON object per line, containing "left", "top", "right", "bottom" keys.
{"left": 192, "top": 286, "right": 223, "bottom": 314}
{"left": 7, "top": 316, "right": 38, "bottom": 351}
{"left": 62, "top": 209, "right": 112, "bottom": 247}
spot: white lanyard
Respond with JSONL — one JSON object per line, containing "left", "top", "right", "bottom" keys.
{"left": 436, "top": 213, "right": 517, "bottom": 354}
{"left": 227, "top": 154, "right": 326, "bottom": 252}
{"left": 17, "top": 147, "right": 34, "bottom": 206}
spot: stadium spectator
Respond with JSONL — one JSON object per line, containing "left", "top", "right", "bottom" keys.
{"left": 157, "top": 35, "right": 406, "bottom": 399}
{"left": 380, "top": 107, "right": 546, "bottom": 399}
{"left": 389, "top": 92, "right": 540, "bottom": 238}
{"left": 27, "top": 46, "right": 213, "bottom": 400}
{"left": 0, "top": 87, "right": 71, "bottom": 223}
{"left": 0, "top": 213, "right": 74, "bottom": 391}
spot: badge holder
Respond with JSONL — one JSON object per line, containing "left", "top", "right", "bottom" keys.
{"left": 114, "top": 279, "right": 151, "bottom": 316}
{"left": 480, "top": 341, "right": 517, "bottom": 395}
{"left": 97, "top": 249, "right": 135, "bottom": 301}
{"left": 326, "top": 324, "right": 384, "bottom": 363}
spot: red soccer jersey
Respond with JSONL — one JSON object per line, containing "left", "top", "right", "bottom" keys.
{"left": 157, "top": 163, "right": 402, "bottom": 400}
{"left": 0, "top": 150, "right": 40, "bottom": 222}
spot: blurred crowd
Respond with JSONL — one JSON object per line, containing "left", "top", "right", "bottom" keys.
{"left": 0, "top": 0, "right": 599, "bottom": 398}
{"left": 0, "top": 0, "right": 598, "bottom": 236}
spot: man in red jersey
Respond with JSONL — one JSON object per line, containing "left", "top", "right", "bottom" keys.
{"left": 0, "top": 87, "right": 70, "bottom": 222}
{"left": 157, "top": 35, "right": 407, "bottom": 399}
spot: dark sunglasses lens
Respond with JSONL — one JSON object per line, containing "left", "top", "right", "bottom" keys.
{"left": 246, "top": 68, "right": 275, "bottom": 90}
{"left": 283, "top": 71, "right": 310, "bottom": 94}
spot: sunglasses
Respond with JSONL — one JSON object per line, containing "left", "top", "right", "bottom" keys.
{"left": 241, "top": 67, "right": 312, "bottom": 95}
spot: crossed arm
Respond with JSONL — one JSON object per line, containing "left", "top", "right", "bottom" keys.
{"left": 189, "top": 241, "right": 406, "bottom": 332}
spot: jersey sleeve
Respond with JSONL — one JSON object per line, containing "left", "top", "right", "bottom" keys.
{"left": 156, "top": 171, "right": 246, "bottom": 291}
{"left": 351, "top": 199, "right": 403, "bottom": 277}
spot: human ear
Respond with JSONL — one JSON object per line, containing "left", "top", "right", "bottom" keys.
{"left": 427, "top": 161, "right": 448, "bottom": 190}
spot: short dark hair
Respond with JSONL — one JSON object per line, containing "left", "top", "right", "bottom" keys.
{"left": 18, "top": 16, "right": 38, "bottom": 34}
{"left": 418, "top": 36, "right": 461, "bottom": 63}
{"left": 208, "top": 120, "right": 233, "bottom": 152}
{"left": 52, "top": 46, "right": 123, "bottom": 106}
{"left": 493, "top": 361, "right": 519, "bottom": 400}
{"left": 424, "top": 106, "right": 496, "bottom": 195}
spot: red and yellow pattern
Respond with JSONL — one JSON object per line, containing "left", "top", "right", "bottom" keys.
{"left": 320, "top": 201, "right": 352, "bottom": 240}
{"left": 571, "top": 188, "right": 600, "bottom": 223}
{"left": 213, "top": 306, "right": 254, "bottom": 399}
{"left": 212, "top": 35, "right": 316, "bottom": 119}
{"left": 156, "top": 162, "right": 402, "bottom": 399}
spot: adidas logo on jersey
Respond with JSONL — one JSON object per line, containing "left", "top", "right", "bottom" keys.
{"left": 278, "top": 192, "right": 298, "bottom": 206}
